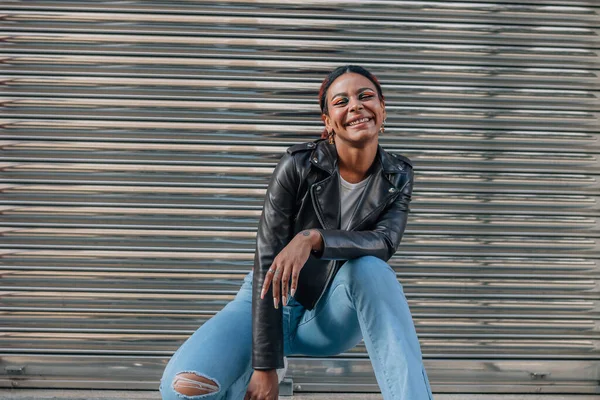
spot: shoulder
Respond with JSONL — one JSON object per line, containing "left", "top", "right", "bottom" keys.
{"left": 279, "top": 140, "right": 319, "bottom": 169}
{"left": 273, "top": 141, "right": 317, "bottom": 180}
{"left": 391, "top": 153, "right": 413, "bottom": 169}
{"left": 379, "top": 146, "right": 413, "bottom": 173}
{"left": 286, "top": 140, "right": 319, "bottom": 155}
{"left": 283, "top": 140, "right": 322, "bottom": 172}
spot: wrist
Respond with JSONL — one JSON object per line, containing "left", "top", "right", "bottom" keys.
{"left": 253, "top": 369, "right": 277, "bottom": 375}
{"left": 300, "top": 229, "right": 323, "bottom": 253}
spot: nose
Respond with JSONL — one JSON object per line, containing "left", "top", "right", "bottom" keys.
{"left": 349, "top": 96, "right": 363, "bottom": 112}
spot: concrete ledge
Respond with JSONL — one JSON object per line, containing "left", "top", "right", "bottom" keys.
{"left": 1, "top": 390, "right": 599, "bottom": 400}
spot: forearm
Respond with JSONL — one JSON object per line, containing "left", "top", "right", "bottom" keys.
{"left": 252, "top": 252, "right": 285, "bottom": 369}
{"left": 316, "top": 229, "right": 396, "bottom": 261}
{"left": 315, "top": 189, "right": 411, "bottom": 261}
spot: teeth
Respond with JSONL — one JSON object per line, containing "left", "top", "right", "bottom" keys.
{"left": 348, "top": 117, "right": 370, "bottom": 126}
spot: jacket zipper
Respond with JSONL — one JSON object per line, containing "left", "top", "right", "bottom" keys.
{"left": 309, "top": 181, "right": 336, "bottom": 308}
{"left": 310, "top": 182, "right": 328, "bottom": 230}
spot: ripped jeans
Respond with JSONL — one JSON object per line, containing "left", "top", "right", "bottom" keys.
{"left": 160, "top": 255, "right": 434, "bottom": 400}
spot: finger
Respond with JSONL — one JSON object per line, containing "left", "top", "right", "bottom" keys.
{"left": 261, "top": 265, "right": 275, "bottom": 299}
{"left": 281, "top": 263, "right": 292, "bottom": 306}
{"left": 272, "top": 265, "right": 281, "bottom": 309}
{"left": 290, "top": 267, "right": 300, "bottom": 299}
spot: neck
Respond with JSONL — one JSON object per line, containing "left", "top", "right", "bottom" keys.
{"left": 335, "top": 139, "right": 378, "bottom": 183}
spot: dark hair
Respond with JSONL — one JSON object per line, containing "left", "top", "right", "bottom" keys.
{"left": 318, "top": 65, "right": 385, "bottom": 139}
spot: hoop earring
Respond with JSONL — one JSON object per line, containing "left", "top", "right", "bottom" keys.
{"left": 380, "top": 119, "right": 386, "bottom": 135}
{"left": 328, "top": 131, "right": 335, "bottom": 144}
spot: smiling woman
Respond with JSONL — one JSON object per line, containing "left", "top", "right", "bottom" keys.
{"left": 320, "top": 66, "right": 388, "bottom": 184}
{"left": 159, "top": 65, "right": 433, "bottom": 400}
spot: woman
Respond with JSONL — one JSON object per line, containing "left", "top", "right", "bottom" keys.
{"left": 160, "top": 65, "right": 433, "bottom": 400}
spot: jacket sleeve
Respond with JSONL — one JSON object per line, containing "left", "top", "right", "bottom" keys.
{"left": 317, "top": 167, "right": 414, "bottom": 262}
{"left": 252, "top": 152, "right": 298, "bottom": 370}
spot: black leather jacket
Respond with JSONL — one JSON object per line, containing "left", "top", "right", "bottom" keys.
{"left": 252, "top": 139, "right": 414, "bottom": 370}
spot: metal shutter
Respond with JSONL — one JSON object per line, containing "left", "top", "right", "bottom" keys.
{"left": 1, "top": 0, "right": 599, "bottom": 394}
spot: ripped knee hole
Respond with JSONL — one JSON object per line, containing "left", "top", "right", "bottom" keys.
{"left": 173, "top": 372, "right": 220, "bottom": 396}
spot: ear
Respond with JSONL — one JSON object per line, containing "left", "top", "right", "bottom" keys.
{"left": 381, "top": 100, "right": 387, "bottom": 122}
{"left": 321, "top": 114, "right": 333, "bottom": 132}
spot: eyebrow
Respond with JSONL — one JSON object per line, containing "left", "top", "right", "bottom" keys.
{"left": 331, "top": 87, "right": 376, "bottom": 100}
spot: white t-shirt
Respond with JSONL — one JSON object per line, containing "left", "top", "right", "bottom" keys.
{"left": 339, "top": 174, "right": 371, "bottom": 230}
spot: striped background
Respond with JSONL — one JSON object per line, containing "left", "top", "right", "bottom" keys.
{"left": 1, "top": 0, "right": 599, "bottom": 394}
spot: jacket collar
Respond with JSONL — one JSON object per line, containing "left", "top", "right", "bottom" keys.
{"left": 309, "top": 140, "right": 401, "bottom": 231}
{"left": 309, "top": 139, "right": 403, "bottom": 175}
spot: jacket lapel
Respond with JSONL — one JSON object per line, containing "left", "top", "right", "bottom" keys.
{"left": 346, "top": 156, "right": 397, "bottom": 232}
{"left": 310, "top": 141, "right": 341, "bottom": 230}
{"left": 311, "top": 172, "right": 341, "bottom": 230}
{"left": 309, "top": 141, "right": 401, "bottom": 232}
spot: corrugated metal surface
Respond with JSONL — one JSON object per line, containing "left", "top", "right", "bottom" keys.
{"left": 1, "top": 0, "right": 599, "bottom": 394}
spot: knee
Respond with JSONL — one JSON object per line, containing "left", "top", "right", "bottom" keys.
{"left": 339, "top": 256, "right": 400, "bottom": 293}
{"left": 344, "top": 256, "right": 395, "bottom": 280}
{"left": 171, "top": 372, "right": 220, "bottom": 397}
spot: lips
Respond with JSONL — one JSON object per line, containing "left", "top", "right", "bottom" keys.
{"left": 345, "top": 117, "right": 372, "bottom": 127}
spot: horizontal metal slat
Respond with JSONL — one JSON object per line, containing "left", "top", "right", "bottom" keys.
{"left": 3, "top": 46, "right": 599, "bottom": 68}
{"left": 4, "top": 65, "right": 599, "bottom": 90}
{"left": 3, "top": 6, "right": 599, "bottom": 28}
{"left": 3, "top": 100, "right": 598, "bottom": 121}
{"left": 3, "top": 1, "right": 599, "bottom": 26}
{"left": 3, "top": 137, "right": 599, "bottom": 155}
{"left": 3, "top": 234, "right": 600, "bottom": 257}
{"left": 4, "top": 32, "right": 600, "bottom": 62}
{"left": 2, "top": 355, "right": 599, "bottom": 392}
{"left": 2, "top": 214, "right": 600, "bottom": 236}
{"left": 2, "top": 297, "right": 598, "bottom": 319}
{"left": 4, "top": 316, "right": 599, "bottom": 345}
{"left": 1, "top": 256, "right": 597, "bottom": 279}
{"left": 3, "top": 107, "right": 598, "bottom": 130}
{"left": 1, "top": 255, "right": 598, "bottom": 278}
{"left": 3, "top": 22, "right": 599, "bottom": 49}
{"left": 1, "top": 150, "right": 599, "bottom": 173}
{"left": 2, "top": 172, "right": 598, "bottom": 194}
{"left": 1, "top": 269, "right": 597, "bottom": 295}
{"left": 2, "top": 130, "right": 599, "bottom": 152}
{"left": 2, "top": 337, "right": 600, "bottom": 359}
{"left": 1, "top": 193, "right": 598, "bottom": 218}
{"left": 4, "top": 84, "right": 600, "bottom": 110}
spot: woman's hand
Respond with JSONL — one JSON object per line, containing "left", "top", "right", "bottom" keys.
{"left": 244, "top": 370, "right": 278, "bottom": 400}
{"left": 261, "top": 229, "right": 322, "bottom": 308}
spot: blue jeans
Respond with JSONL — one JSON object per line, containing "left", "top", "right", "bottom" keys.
{"left": 160, "top": 255, "right": 434, "bottom": 400}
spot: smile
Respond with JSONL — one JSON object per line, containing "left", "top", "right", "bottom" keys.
{"left": 346, "top": 117, "right": 371, "bottom": 127}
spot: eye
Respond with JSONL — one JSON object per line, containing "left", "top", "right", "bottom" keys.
{"left": 360, "top": 92, "right": 375, "bottom": 100}
{"left": 332, "top": 97, "right": 348, "bottom": 106}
